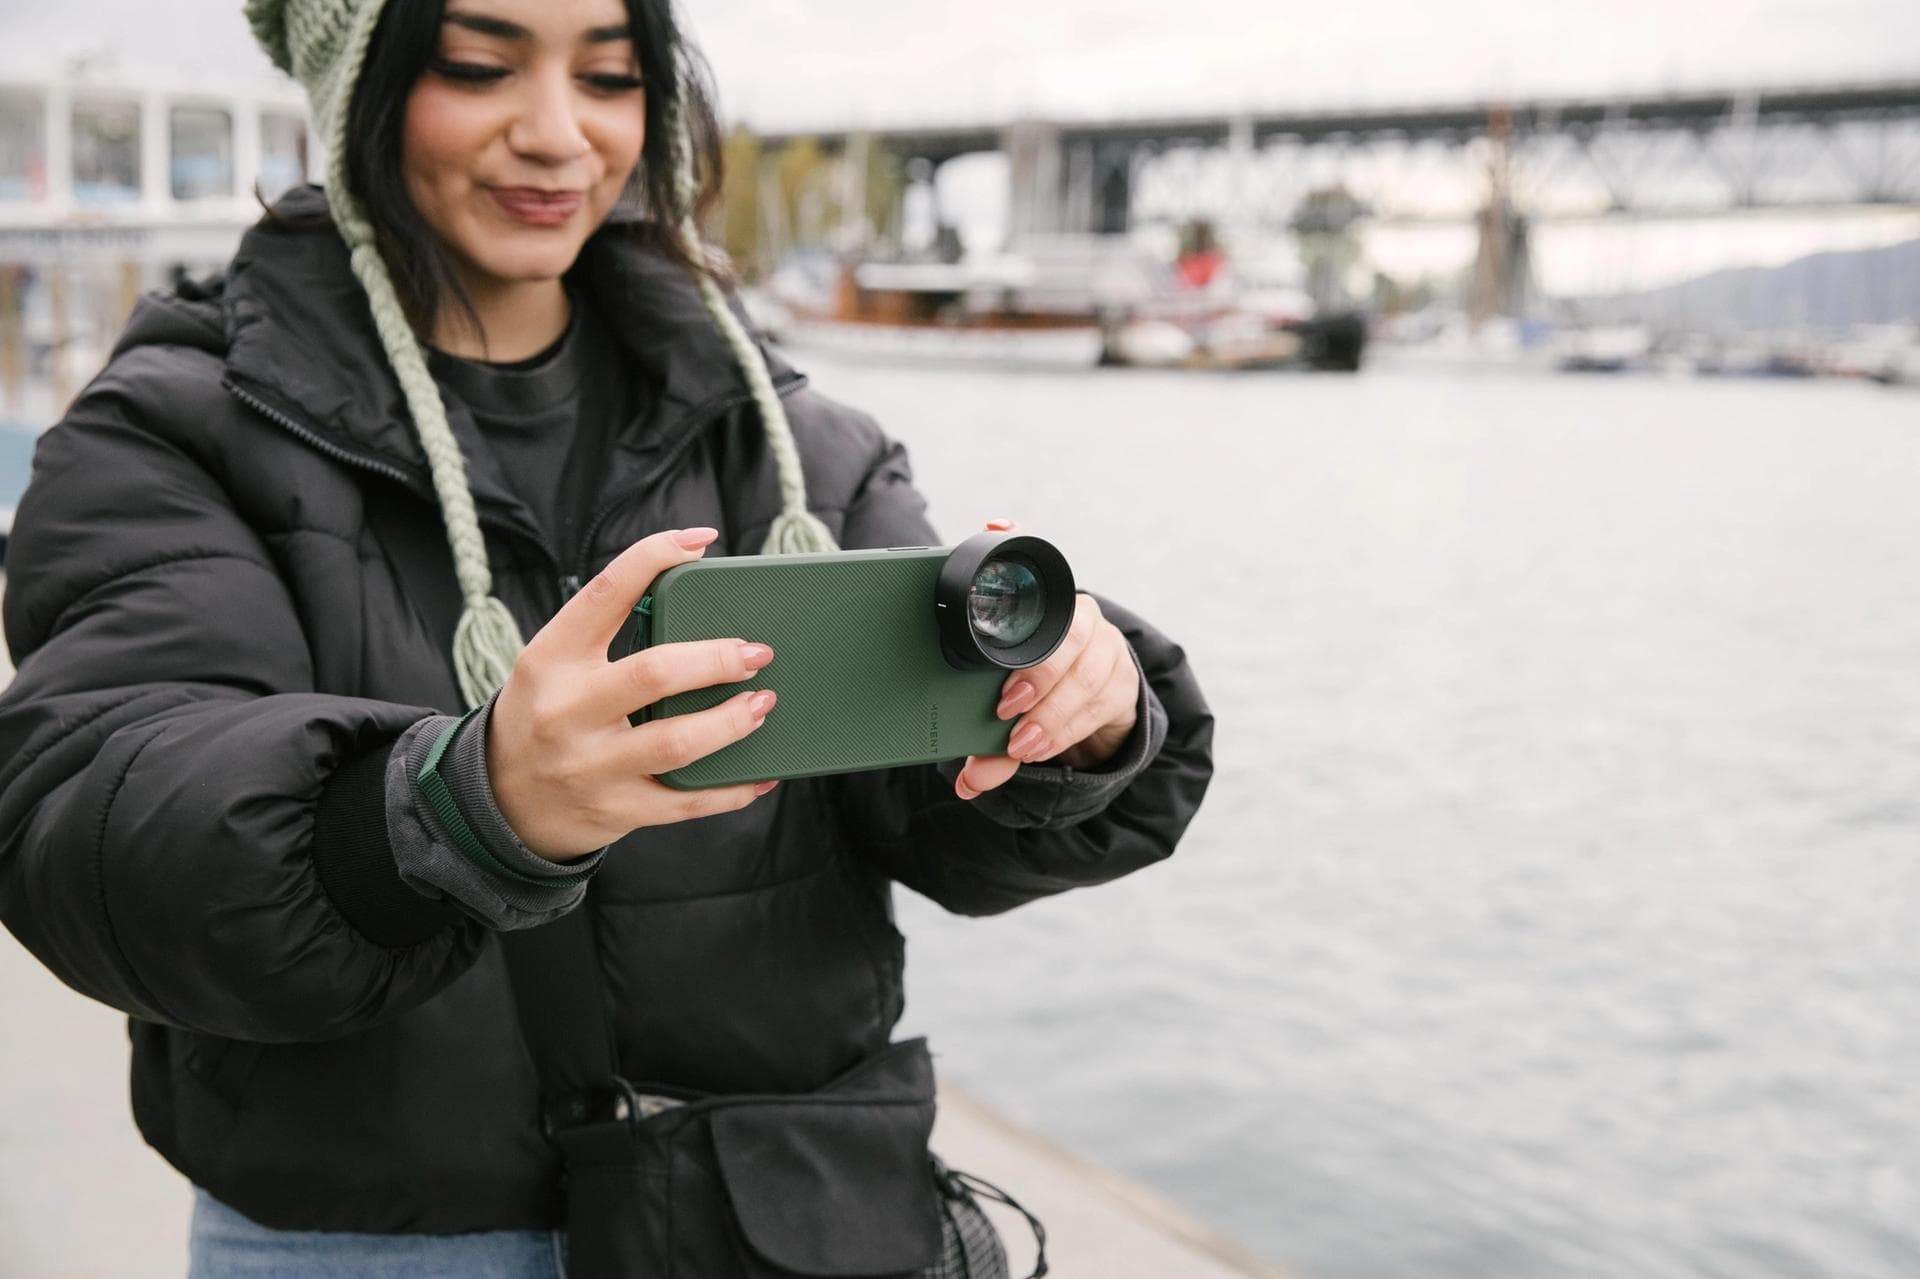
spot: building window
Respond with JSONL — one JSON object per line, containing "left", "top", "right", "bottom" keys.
{"left": 171, "top": 105, "right": 234, "bottom": 200}
{"left": 258, "top": 111, "right": 307, "bottom": 202}
{"left": 72, "top": 99, "right": 141, "bottom": 205}
{"left": 0, "top": 91, "right": 47, "bottom": 202}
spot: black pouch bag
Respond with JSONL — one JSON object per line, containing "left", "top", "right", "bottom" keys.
{"left": 552, "top": 1038, "right": 951, "bottom": 1277}
{"left": 504, "top": 911, "right": 1021, "bottom": 1279}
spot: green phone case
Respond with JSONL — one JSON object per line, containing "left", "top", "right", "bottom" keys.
{"left": 633, "top": 549, "right": 1015, "bottom": 789}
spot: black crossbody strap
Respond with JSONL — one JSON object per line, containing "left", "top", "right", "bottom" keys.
{"left": 362, "top": 487, "right": 622, "bottom": 1099}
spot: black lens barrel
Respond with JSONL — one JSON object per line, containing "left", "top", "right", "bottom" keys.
{"left": 935, "top": 532, "right": 1076, "bottom": 671}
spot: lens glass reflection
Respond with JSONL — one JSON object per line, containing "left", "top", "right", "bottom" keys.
{"left": 968, "top": 558, "right": 1044, "bottom": 647}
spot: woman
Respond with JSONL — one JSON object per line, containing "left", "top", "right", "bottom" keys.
{"left": 0, "top": 0, "right": 1213, "bottom": 1273}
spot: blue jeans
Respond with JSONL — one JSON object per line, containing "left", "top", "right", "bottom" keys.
{"left": 188, "top": 1189, "right": 568, "bottom": 1278}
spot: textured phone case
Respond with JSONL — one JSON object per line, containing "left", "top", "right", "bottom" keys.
{"left": 637, "top": 550, "right": 1014, "bottom": 788}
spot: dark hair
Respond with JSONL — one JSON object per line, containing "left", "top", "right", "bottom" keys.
{"left": 275, "top": 0, "right": 724, "bottom": 345}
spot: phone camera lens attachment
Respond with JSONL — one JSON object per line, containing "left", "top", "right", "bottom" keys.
{"left": 936, "top": 533, "right": 1075, "bottom": 670}
{"left": 968, "top": 558, "right": 1045, "bottom": 646}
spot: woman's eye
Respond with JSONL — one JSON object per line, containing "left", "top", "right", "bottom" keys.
{"left": 430, "top": 59, "right": 510, "bottom": 84}
{"left": 582, "top": 73, "right": 646, "bottom": 94}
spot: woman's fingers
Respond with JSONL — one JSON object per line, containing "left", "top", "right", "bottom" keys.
{"left": 532, "top": 526, "right": 719, "bottom": 661}
{"left": 622, "top": 687, "right": 779, "bottom": 777}
{"left": 986, "top": 596, "right": 1137, "bottom": 767}
{"left": 992, "top": 594, "right": 1098, "bottom": 722}
{"left": 594, "top": 637, "right": 773, "bottom": 715}
{"left": 599, "top": 774, "right": 776, "bottom": 826}
{"left": 1008, "top": 638, "right": 1126, "bottom": 763}
{"left": 955, "top": 752, "right": 1020, "bottom": 799}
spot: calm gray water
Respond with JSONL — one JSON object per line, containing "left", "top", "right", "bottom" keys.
{"left": 3, "top": 366, "right": 1915, "bottom": 1277}
{"left": 796, "top": 360, "right": 1920, "bottom": 1279}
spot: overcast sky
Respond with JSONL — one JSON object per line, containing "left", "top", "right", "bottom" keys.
{"left": 4, "top": 0, "right": 1918, "bottom": 128}
{"left": 6, "top": 0, "right": 1917, "bottom": 291}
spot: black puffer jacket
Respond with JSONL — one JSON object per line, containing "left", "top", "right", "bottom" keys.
{"left": 0, "top": 192, "right": 1214, "bottom": 1233}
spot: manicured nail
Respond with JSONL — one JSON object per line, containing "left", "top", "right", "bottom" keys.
{"left": 987, "top": 517, "right": 1017, "bottom": 531}
{"left": 748, "top": 690, "right": 777, "bottom": 718}
{"left": 672, "top": 527, "right": 719, "bottom": 550}
{"left": 996, "top": 682, "right": 1036, "bottom": 719}
{"left": 740, "top": 643, "right": 774, "bottom": 672}
{"left": 1007, "top": 723, "right": 1046, "bottom": 760}
{"left": 753, "top": 780, "right": 780, "bottom": 796}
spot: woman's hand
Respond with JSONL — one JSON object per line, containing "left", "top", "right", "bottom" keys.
{"left": 488, "top": 528, "right": 778, "bottom": 863}
{"left": 955, "top": 519, "right": 1140, "bottom": 801}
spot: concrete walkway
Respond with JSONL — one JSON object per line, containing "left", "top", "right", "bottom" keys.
{"left": 0, "top": 590, "right": 1289, "bottom": 1277}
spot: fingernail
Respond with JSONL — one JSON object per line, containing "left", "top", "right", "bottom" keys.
{"left": 672, "top": 527, "right": 719, "bottom": 550}
{"left": 996, "top": 682, "right": 1036, "bottom": 719}
{"left": 955, "top": 776, "right": 979, "bottom": 801}
{"left": 987, "top": 517, "right": 1016, "bottom": 530}
{"left": 748, "top": 690, "right": 777, "bottom": 718}
{"left": 1008, "top": 723, "right": 1046, "bottom": 760}
{"left": 740, "top": 643, "right": 774, "bottom": 671}
{"left": 753, "top": 780, "right": 780, "bottom": 797}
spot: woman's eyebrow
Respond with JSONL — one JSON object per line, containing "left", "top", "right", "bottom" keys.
{"left": 441, "top": 12, "right": 633, "bottom": 43}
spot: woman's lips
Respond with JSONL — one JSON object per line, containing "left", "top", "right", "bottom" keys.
{"left": 489, "top": 187, "right": 584, "bottom": 227}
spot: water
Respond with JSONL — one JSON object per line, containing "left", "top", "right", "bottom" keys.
{"left": 785, "top": 359, "right": 1920, "bottom": 1279}
{"left": 5, "top": 365, "right": 1916, "bottom": 1277}
{"left": 0, "top": 424, "right": 32, "bottom": 519}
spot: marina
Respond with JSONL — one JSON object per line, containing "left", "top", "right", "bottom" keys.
{"left": 1, "top": 10, "right": 1918, "bottom": 1273}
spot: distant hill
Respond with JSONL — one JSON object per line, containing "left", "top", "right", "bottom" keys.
{"left": 1575, "top": 238, "right": 1920, "bottom": 332}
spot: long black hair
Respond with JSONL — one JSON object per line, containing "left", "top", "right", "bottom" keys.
{"left": 278, "top": 0, "right": 724, "bottom": 342}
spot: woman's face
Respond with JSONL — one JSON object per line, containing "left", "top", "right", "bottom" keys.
{"left": 402, "top": 0, "right": 647, "bottom": 297}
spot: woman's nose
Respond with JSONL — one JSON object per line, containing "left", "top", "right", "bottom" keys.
{"left": 509, "top": 74, "right": 591, "bottom": 163}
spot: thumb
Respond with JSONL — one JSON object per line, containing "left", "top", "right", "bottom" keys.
{"left": 955, "top": 753, "right": 1020, "bottom": 800}
{"left": 540, "top": 527, "right": 719, "bottom": 659}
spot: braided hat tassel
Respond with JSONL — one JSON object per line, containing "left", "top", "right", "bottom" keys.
{"left": 314, "top": 0, "right": 526, "bottom": 709}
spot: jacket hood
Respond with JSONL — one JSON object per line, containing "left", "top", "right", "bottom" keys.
{"left": 121, "top": 185, "right": 801, "bottom": 501}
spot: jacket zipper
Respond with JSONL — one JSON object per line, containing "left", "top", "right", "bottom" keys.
{"left": 229, "top": 372, "right": 809, "bottom": 609}
{"left": 560, "top": 376, "right": 809, "bottom": 600}
{"left": 225, "top": 378, "right": 418, "bottom": 493}
{"left": 224, "top": 377, "right": 564, "bottom": 583}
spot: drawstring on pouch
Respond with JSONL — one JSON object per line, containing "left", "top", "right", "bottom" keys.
{"left": 936, "top": 1161, "right": 1050, "bottom": 1279}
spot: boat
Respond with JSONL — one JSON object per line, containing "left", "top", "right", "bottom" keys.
{"left": 763, "top": 230, "right": 1369, "bottom": 374}
{"left": 766, "top": 256, "right": 1107, "bottom": 371}
{"left": 1552, "top": 324, "right": 1654, "bottom": 373}
{"left": 1098, "top": 230, "right": 1367, "bottom": 372}
{"left": 1103, "top": 294, "right": 1367, "bottom": 372}
{"left": 1869, "top": 338, "right": 1920, "bottom": 387}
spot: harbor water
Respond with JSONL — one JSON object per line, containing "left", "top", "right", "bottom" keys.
{"left": 3, "top": 364, "right": 1918, "bottom": 1277}
{"left": 821, "top": 361, "right": 1919, "bottom": 1279}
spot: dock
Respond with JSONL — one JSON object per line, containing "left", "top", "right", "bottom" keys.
{"left": 0, "top": 583, "right": 1288, "bottom": 1278}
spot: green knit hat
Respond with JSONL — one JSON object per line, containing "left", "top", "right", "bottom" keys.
{"left": 245, "top": 0, "right": 836, "bottom": 709}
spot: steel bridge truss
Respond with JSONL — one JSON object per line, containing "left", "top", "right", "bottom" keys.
{"left": 1113, "top": 86, "right": 1920, "bottom": 227}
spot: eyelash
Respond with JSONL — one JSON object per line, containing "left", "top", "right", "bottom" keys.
{"left": 430, "top": 59, "right": 645, "bottom": 94}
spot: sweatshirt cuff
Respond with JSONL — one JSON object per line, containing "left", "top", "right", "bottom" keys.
{"left": 311, "top": 739, "right": 467, "bottom": 948}
{"left": 939, "top": 643, "right": 1169, "bottom": 830}
{"left": 389, "top": 698, "right": 608, "bottom": 931}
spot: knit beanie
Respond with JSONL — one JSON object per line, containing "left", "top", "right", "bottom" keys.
{"left": 244, "top": 0, "right": 837, "bottom": 709}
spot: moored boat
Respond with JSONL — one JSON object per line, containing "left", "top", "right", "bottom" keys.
{"left": 769, "top": 259, "right": 1106, "bottom": 370}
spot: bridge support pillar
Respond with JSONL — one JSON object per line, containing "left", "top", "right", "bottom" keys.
{"left": 1004, "top": 120, "right": 1065, "bottom": 244}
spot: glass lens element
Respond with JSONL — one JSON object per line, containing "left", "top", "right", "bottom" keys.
{"left": 968, "top": 558, "right": 1044, "bottom": 646}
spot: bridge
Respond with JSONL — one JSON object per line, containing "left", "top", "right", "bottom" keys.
{"left": 752, "top": 81, "right": 1920, "bottom": 236}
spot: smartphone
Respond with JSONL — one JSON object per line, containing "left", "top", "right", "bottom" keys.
{"left": 632, "top": 534, "right": 1075, "bottom": 789}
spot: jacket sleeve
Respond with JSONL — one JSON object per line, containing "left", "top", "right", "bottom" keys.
{"left": 826, "top": 423, "right": 1216, "bottom": 916}
{"left": 0, "top": 388, "right": 488, "bottom": 1044}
